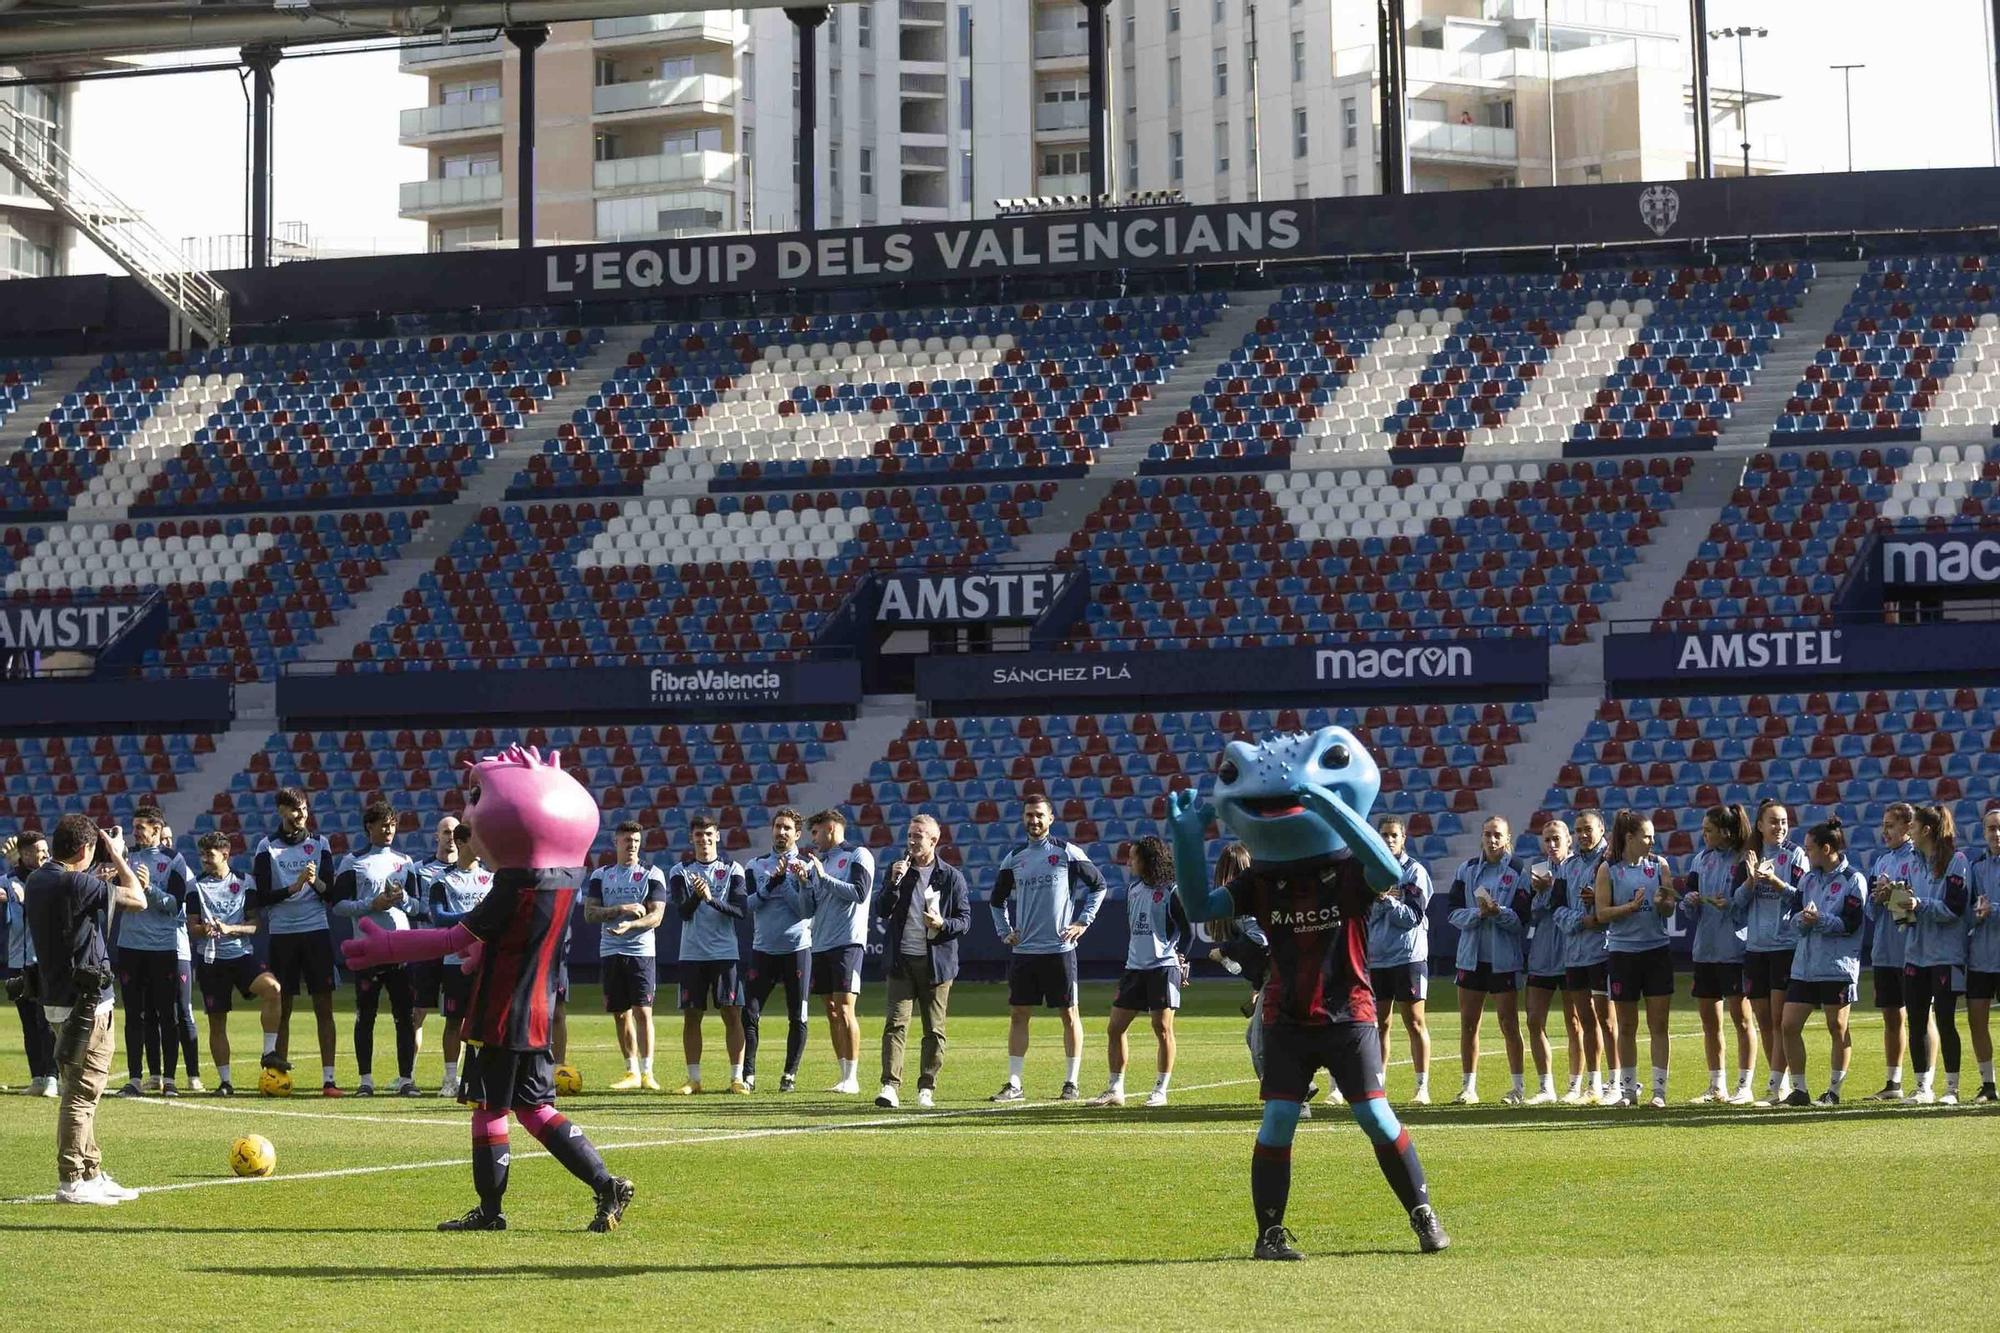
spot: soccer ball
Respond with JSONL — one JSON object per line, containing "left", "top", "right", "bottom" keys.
{"left": 229, "top": 1134, "right": 276, "bottom": 1178}
{"left": 554, "top": 1065, "right": 583, "bottom": 1096}
{"left": 258, "top": 1066, "right": 293, "bottom": 1098}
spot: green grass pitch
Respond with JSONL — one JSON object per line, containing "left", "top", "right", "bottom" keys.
{"left": 1, "top": 980, "right": 1993, "bottom": 1331}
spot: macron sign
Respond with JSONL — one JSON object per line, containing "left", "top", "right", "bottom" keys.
{"left": 1881, "top": 533, "right": 2000, "bottom": 587}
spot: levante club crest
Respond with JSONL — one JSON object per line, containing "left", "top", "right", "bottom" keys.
{"left": 1639, "top": 184, "right": 1681, "bottom": 238}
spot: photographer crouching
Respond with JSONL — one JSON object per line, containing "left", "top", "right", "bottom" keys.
{"left": 25, "top": 814, "right": 148, "bottom": 1204}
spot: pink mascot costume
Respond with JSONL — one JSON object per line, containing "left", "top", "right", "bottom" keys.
{"left": 341, "top": 745, "right": 633, "bottom": 1232}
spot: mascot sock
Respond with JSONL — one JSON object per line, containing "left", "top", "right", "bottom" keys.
{"left": 471, "top": 1110, "right": 512, "bottom": 1213}
{"left": 518, "top": 1102, "right": 613, "bottom": 1191}
{"left": 1351, "top": 1091, "right": 1429, "bottom": 1214}
{"left": 1252, "top": 1099, "right": 1302, "bottom": 1231}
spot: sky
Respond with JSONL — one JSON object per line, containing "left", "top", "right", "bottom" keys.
{"left": 58, "top": 0, "right": 2000, "bottom": 273}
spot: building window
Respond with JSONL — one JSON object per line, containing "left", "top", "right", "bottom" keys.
{"left": 861, "top": 72, "right": 875, "bottom": 119}
{"left": 858, "top": 2, "right": 871, "bottom": 48}
{"left": 961, "top": 78, "right": 972, "bottom": 127}
{"left": 593, "top": 57, "right": 615, "bottom": 87}
{"left": 1342, "top": 172, "right": 1358, "bottom": 194}
{"left": 1215, "top": 121, "right": 1230, "bottom": 173}
{"left": 744, "top": 52, "right": 755, "bottom": 100}
{"left": 1127, "top": 139, "right": 1139, "bottom": 182}
{"left": 433, "top": 223, "right": 500, "bottom": 253}
{"left": 1167, "top": 57, "right": 1180, "bottom": 108}
{"left": 1214, "top": 52, "right": 1228, "bottom": 98}
{"left": 1214, "top": 0, "right": 1226, "bottom": 20}
{"left": 1291, "top": 32, "right": 1305, "bottom": 82}
{"left": 1169, "top": 131, "right": 1184, "bottom": 181}
{"left": 1168, "top": 3, "right": 1181, "bottom": 32}
{"left": 1292, "top": 108, "right": 1308, "bottom": 158}
{"left": 440, "top": 80, "right": 499, "bottom": 104}
{"left": 1247, "top": 117, "right": 1259, "bottom": 172}
{"left": 961, "top": 149, "right": 973, "bottom": 204}
{"left": 593, "top": 134, "right": 620, "bottom": 163}
{"left": 441, "top": 152, "right": 499, "bottom": 178}
{"left": 959, "top": 5, "right": 973, "bottom": 57}
{"left": 860, "top": 147, "right": 875, "bottom": 194}
{"left": 1342, "top": 98, "right": 1357, "bottom": 149}
{"left": 659, "top": 56, "right": 693, "bottom": 81}
{"left": 1124, "top": 12, "right": 1135, "bottom": 44}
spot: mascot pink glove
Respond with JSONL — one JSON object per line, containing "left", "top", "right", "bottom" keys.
{"left": 341, "top": 918, "right": 476, "bottom": 970}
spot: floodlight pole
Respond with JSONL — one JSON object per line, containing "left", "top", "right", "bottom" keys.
{"left": 507, "top": 23, "right": 547, "bottom": 249}
{"left": 242, "top": 43, "right": 279, "bottom": 269}
{"left": 1377, "top": 0, "right": 1409, "bottom": 196}
{"left": 1831, "top": 63, "right": 1864, "bottom": 172}
{"left": 788, "top": 6, "right": 829, "bottom": 232}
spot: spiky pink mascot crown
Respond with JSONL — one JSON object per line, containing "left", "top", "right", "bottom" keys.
{"left": 462, "top": 744, "right": 599, "bottom": 868}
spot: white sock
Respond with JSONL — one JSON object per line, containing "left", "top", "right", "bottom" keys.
{"left": 1651, "top": 1067, "right": 1668, "bottom": 1096}
{"left": 1154, "top": 1071, "right": 1171, "bottom": 1093}
{"left": 730, "top": 1062, "right": 743, "bottom": 1084}
{"left": 1707, "top": 1068, "right": 1723, "bottom": 1091}
{"left": 443, "top": 1059, "right": 457, "bottom": 1081}
{"left": 358, "top": 1075, "right": 374, "bottom": 1090}
{"left": 626, "top": 1056, "right": 639, "bottom": 1075}
{"left": 1566, "top": 1075, "right": 1582, "bottom": 1093}
{"left": 1947, "top": 1070, "right": 1961, "bottom": 1095}
{"left": 262, "top": 1033, "right": 278, "bottom": 1056}
{"left": 1108, "top": 1071, "right": 1125, "bottom": 1094}
{"left": 1065, "top": 1055, "right": 1082, "bottom": 1086}
{"left": 1829, "top": 1068, "right": 1848, "bottom": 1092}
{"left": 1777, "top": 1073, "right": 1792, "bottom": 1098}
{"left": 217, "top": 1064, "right": 231, "bottom": 1085}
{"left": 641, "top": 1054, "right": 654, "bottom": 1075}
{"left": 1767, "top": 1069, "right": 1782, "bottom": 1093}
{"left": 1917, "top": 1068, "right": 1934, "bottom": 1092}
{"left": 1007, "top": 1055, "right": 1024, "bottom": 1084}
{"left": 839, "top": 1058, "right": 856, "bottom": 1082}
{"left": 1461, "top": 1072, "right": 1477, "bottom": 1095}
{"left": 1510, "top": 1072, "right": 1524, "bottom": 1096}
{"left": 323, "top": 1065, "right": 335, "bottom": 1084}
{"left": 1589, "top": 1071, "right": 1603, "bottom": 1095}
{"left": 688, "top": 1062, "right": 702, "bottom": 1084}
{"left": 1537, "top": 1073, "right": 1554, "bottom": 1094}
{"left": 1981, "top": 1061, "right": 1995, "bottom": 1083}
{"left": 1736, "top": 1068, "right": 1754, "bottom": 1091}
{"left": 1414, "top": 1071, "right": 1430, "bottom": 1094}
{"left": 1886, "top": 1064, "right": 1902, "bottom": 1086}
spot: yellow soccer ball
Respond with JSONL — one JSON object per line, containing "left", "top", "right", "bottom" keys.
{"left": 553, "top": 1064, "right": 583, "bottom": 1096}
{"left": 229, "top": 1134, "right": 276, "bottom": 1178}
{"left": 257, "top": 1066, "right": 293, "bottom": 1098}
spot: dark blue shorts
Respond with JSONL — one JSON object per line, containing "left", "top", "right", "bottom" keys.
{"left": 1007, "top": 951, "right": 1078, "bottom": 1009}
{"left": 602, "top": 954, "right": 658, "bottom": 1013}
{"left": 463, "top": 1043, "right": 554, "bottom": 1111}
{"left": 1873, "top": 965, "right": 1906, "bottom": 1009}
{"left": 195, "top": 954, "right": 270, "bottom": 1015}
{"left": 1526, "top": 972, "right": 1567, "bottom": 992}
{"left": 1455, "top": 964, "right": 1518, "bottom": 994}
{"left": 810, "top": 944, "right": 866, "bottom": 996}
{"left": 1260, "top": 1021, "right": 1384, "bottom": 1104}
{"left": 746, "top": 948, "right": 811, "bottom": 1011}
{"left": 1370, "top": 962, "right": 1428, "bottom": 1005}
{"left": 1691, "top": 961, "right": 1744, "bottom": 1000}
{"left": 1112, "top": 966, "right": 1180, "bottom": 1013}
{"left": 269, "top": 930, "right": 338, "bottom": 997}
{"left": 1566, "top": 962, "right": 1610, "bottom": 996}
{"left": 1967, "top": 969, "right": 2000, "bottom": 1002}
{"left": 1745, "top": 948, "right": 1793, "bottom": 996}
{"left": 409, "top": 961, "right": 443, "bottom": 1010}
{"left": 679, "top": 959, "right": 742, "bottom": 1011}
{"left": 1608, "top": 946, "right": 1675, "bottom": 1001}
{"left": 1786, "top": 977, "right": 1858, "bottom": 1007}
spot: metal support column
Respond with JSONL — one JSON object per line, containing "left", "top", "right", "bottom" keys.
{"left": 242, "top": 44, "right": 279, "bottom": 268}
{"left": 1377, "top": 0, "right": 1409, "bottom": 195}
{"left": 1085, "top": 0, "right": 1111, "bottom": 201}
{"left": 1690, "top": 0, "right": 1713, "bottom": 178}
{"left": 507, "top": 23, "right": 548, "bottom": 249}
{"left": 787, "top": 6, "right": 831, "bottom": 231}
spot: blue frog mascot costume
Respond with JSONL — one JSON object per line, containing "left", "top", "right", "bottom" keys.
{"left": 1168, "top": 725, "right": 1448, "bottom": 1261}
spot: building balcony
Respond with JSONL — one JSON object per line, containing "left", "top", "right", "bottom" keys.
{"left": 399, "top": 174, "right": 503, "bottom": 217}
{"left": 1482, "top": 0, "right": 1667, "bottom": 34}
{"left": 1406, "top": 119, "right": 1519, "bottom": 163}
{"left": 1034, "top": 101, "right": 1089, "bottom": 133}
{"left": 593, "top": 149, "right": 737, "bottom": 193}
{"left": 592, "top": 73, "right": 736, "bottom": 120}
{"left": 591, "top": 13, "right": 736, "bottom": 51}
{"left": 398, "top": 100, "right": 504, "bottom": 145}
{"left": 1034, "top": 28, "right": 1089, "bottom": 61}
{"left": 1037, "top": 173, "right": 1090, "bottom": 197}
{"left": 397, "top": 34, "right": 505, "bottom": 73}
{"left": 900, "top": 0, "right": 946, "bottom": 25}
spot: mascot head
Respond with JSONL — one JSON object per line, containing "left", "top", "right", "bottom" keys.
{"left": 460, "top": 744, "right": 599, "bottom": 870}
{"left": 1210, "top": 725, "right": 1382, "bottom": 866}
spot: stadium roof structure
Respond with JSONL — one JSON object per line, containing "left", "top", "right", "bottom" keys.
{"left": 0, "top": 0, "right": 856, "bottom": 61}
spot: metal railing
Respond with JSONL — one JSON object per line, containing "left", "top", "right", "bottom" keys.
{"left": 593, "top": 149, "right": 737, "bottom": 192}
{"left": 1405, "top": 119, "right": 1519, "bottom": 162}
{"left": 397, "top": 34, "right": 506, "bottom": 69}
{"left": 1033, "top": 28, "right": 1088, "bottom": 59}
{"left": 592, "top": 13, "right": 736, "bottom": 44}
{"left": 0, "top": 99, "right": 228, "bottom": 347}
{"left": 1035, "top": 100, "right": 1089, "bottom": 132}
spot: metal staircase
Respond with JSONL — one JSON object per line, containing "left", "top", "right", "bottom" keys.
{"left": 0, "top": 99, "right": 230, "bottom": 348}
